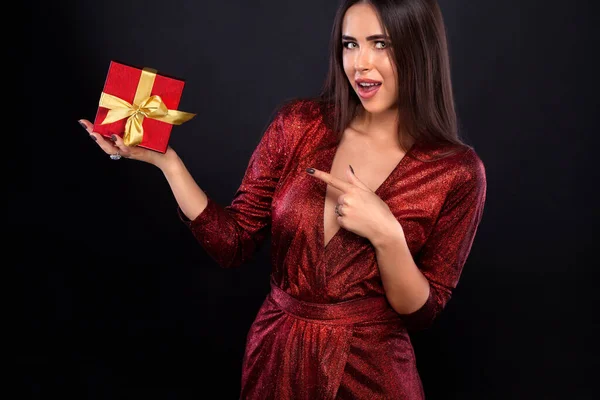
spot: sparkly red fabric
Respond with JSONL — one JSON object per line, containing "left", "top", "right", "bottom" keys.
{"left": 179, "top": 99, "right": 487, "bottom": 399}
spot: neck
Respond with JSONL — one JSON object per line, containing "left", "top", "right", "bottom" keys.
{"left": 351, "top": 106, "right": 410, "bottom": 149}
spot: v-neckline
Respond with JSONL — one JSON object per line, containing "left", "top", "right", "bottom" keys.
{"left": 319, "top": 139, "right": 418, "bottom": 251}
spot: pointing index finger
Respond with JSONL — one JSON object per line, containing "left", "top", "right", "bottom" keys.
{"left": 306, "top": 168, "right": 353, "bottom": 192}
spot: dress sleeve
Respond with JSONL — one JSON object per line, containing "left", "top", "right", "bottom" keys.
{"left": 177, "top": 101, "right": 295, "bottom": 268}
{"left": 399, "top": 149, "right": 487, "bottom": 332}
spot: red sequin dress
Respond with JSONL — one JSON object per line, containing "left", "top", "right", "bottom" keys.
{"left": 179, "top": 99, "right": 487, "bottom": 399}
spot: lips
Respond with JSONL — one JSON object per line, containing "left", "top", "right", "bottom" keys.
{"left": 356, "top": 78, "right": 382, "bottom": 85}
{"left": 355, "top": 78, "right": 382, "bottom": 99}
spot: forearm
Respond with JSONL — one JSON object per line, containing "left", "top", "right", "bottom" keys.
{"left": 372, "top": 221, "right": 430, "bottom": 314}
{"left": 157, "top": 149, "right": 208, "bottom": 221}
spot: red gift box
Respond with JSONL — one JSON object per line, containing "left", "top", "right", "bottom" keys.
{"left": 93, "top": 61, "right": 195, "bottom": 153}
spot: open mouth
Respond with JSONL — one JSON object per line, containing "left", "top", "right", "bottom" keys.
{"left": 356, "top": 82, "right": 382, "bottom": 99}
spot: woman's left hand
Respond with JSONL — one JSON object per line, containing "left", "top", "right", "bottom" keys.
{"left": 306, "top": 165, "right": 402, "bottom": 242}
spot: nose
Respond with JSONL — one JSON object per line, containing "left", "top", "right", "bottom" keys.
{"left": 354, "top": 47, "right": 372, "bottom": 72}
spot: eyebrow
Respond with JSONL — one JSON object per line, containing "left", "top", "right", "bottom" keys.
{"left": 341, "top": 34, "right": 390, "bottom": 41}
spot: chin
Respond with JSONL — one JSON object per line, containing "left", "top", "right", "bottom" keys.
{"left": 360, "top": 102, "right": 387, "bottom": 114}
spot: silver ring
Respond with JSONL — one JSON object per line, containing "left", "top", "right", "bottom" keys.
{"left": 110, "top": 150, "right": 121, "bottom": 160}
{"left": 335, "top": 204, "right": 343, "bottom": 217}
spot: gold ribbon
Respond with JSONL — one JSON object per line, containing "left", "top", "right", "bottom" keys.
{"left": 99, "top": 67, "right": 195, "bottom": 146}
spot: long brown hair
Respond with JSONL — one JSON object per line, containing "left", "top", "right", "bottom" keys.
{"left": 313, "top": 0, "right": 470, "bottom": 160}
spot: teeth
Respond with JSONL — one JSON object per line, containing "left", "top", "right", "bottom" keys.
{"left": 359, "top": 82, "right": 380, "bottom": 87}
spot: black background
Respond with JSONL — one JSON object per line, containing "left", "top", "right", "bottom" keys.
{"left": 17, "top": 0, "right": 597, "bottom": 398}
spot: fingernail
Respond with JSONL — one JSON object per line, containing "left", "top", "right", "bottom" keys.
{"left": 306, "top": 168, "right": 315, "bottom": 174}
{"left": 110, "top": 134, "right": 117, "bottom": 142}
{"left": 78, "top": 120, "right": 86, "bottom": 129}
{"left": 90, "top": 134, "right": 97, "bottom": 141}
{"left": 349, "top": 164, "right": 355, "bottom": 175}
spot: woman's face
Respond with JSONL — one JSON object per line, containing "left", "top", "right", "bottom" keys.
{"left": 342, "top": 3, "right": 397, "bottom": 115}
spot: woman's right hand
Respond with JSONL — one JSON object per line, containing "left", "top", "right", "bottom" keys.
{"left": 78, "top": 119, "right": 179, "bottom": 170}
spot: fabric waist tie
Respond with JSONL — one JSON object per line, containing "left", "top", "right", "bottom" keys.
{"left": 268, "top": 279, "right": 395, "bottom": 325}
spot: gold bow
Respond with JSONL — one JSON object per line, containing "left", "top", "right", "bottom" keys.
{"left": 99, "top": 67, "right": 195, "bottom": 147}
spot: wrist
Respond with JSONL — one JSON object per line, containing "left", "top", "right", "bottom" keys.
{"left": 153, "top": 147, "right": 181, "bottom": 173}
{"left": 371, "top": 219, "right": 405, "bottom": 250}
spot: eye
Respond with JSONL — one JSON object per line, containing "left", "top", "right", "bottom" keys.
{"left": 342, "top": 41, "right": 357, "bottom": 49}
{"left": 375, "top": 41, "right": 388, "bottom": 50}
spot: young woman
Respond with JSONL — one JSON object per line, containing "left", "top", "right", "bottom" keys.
{"left": 79, "top": 0, "right": 487, "bottom": 398}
